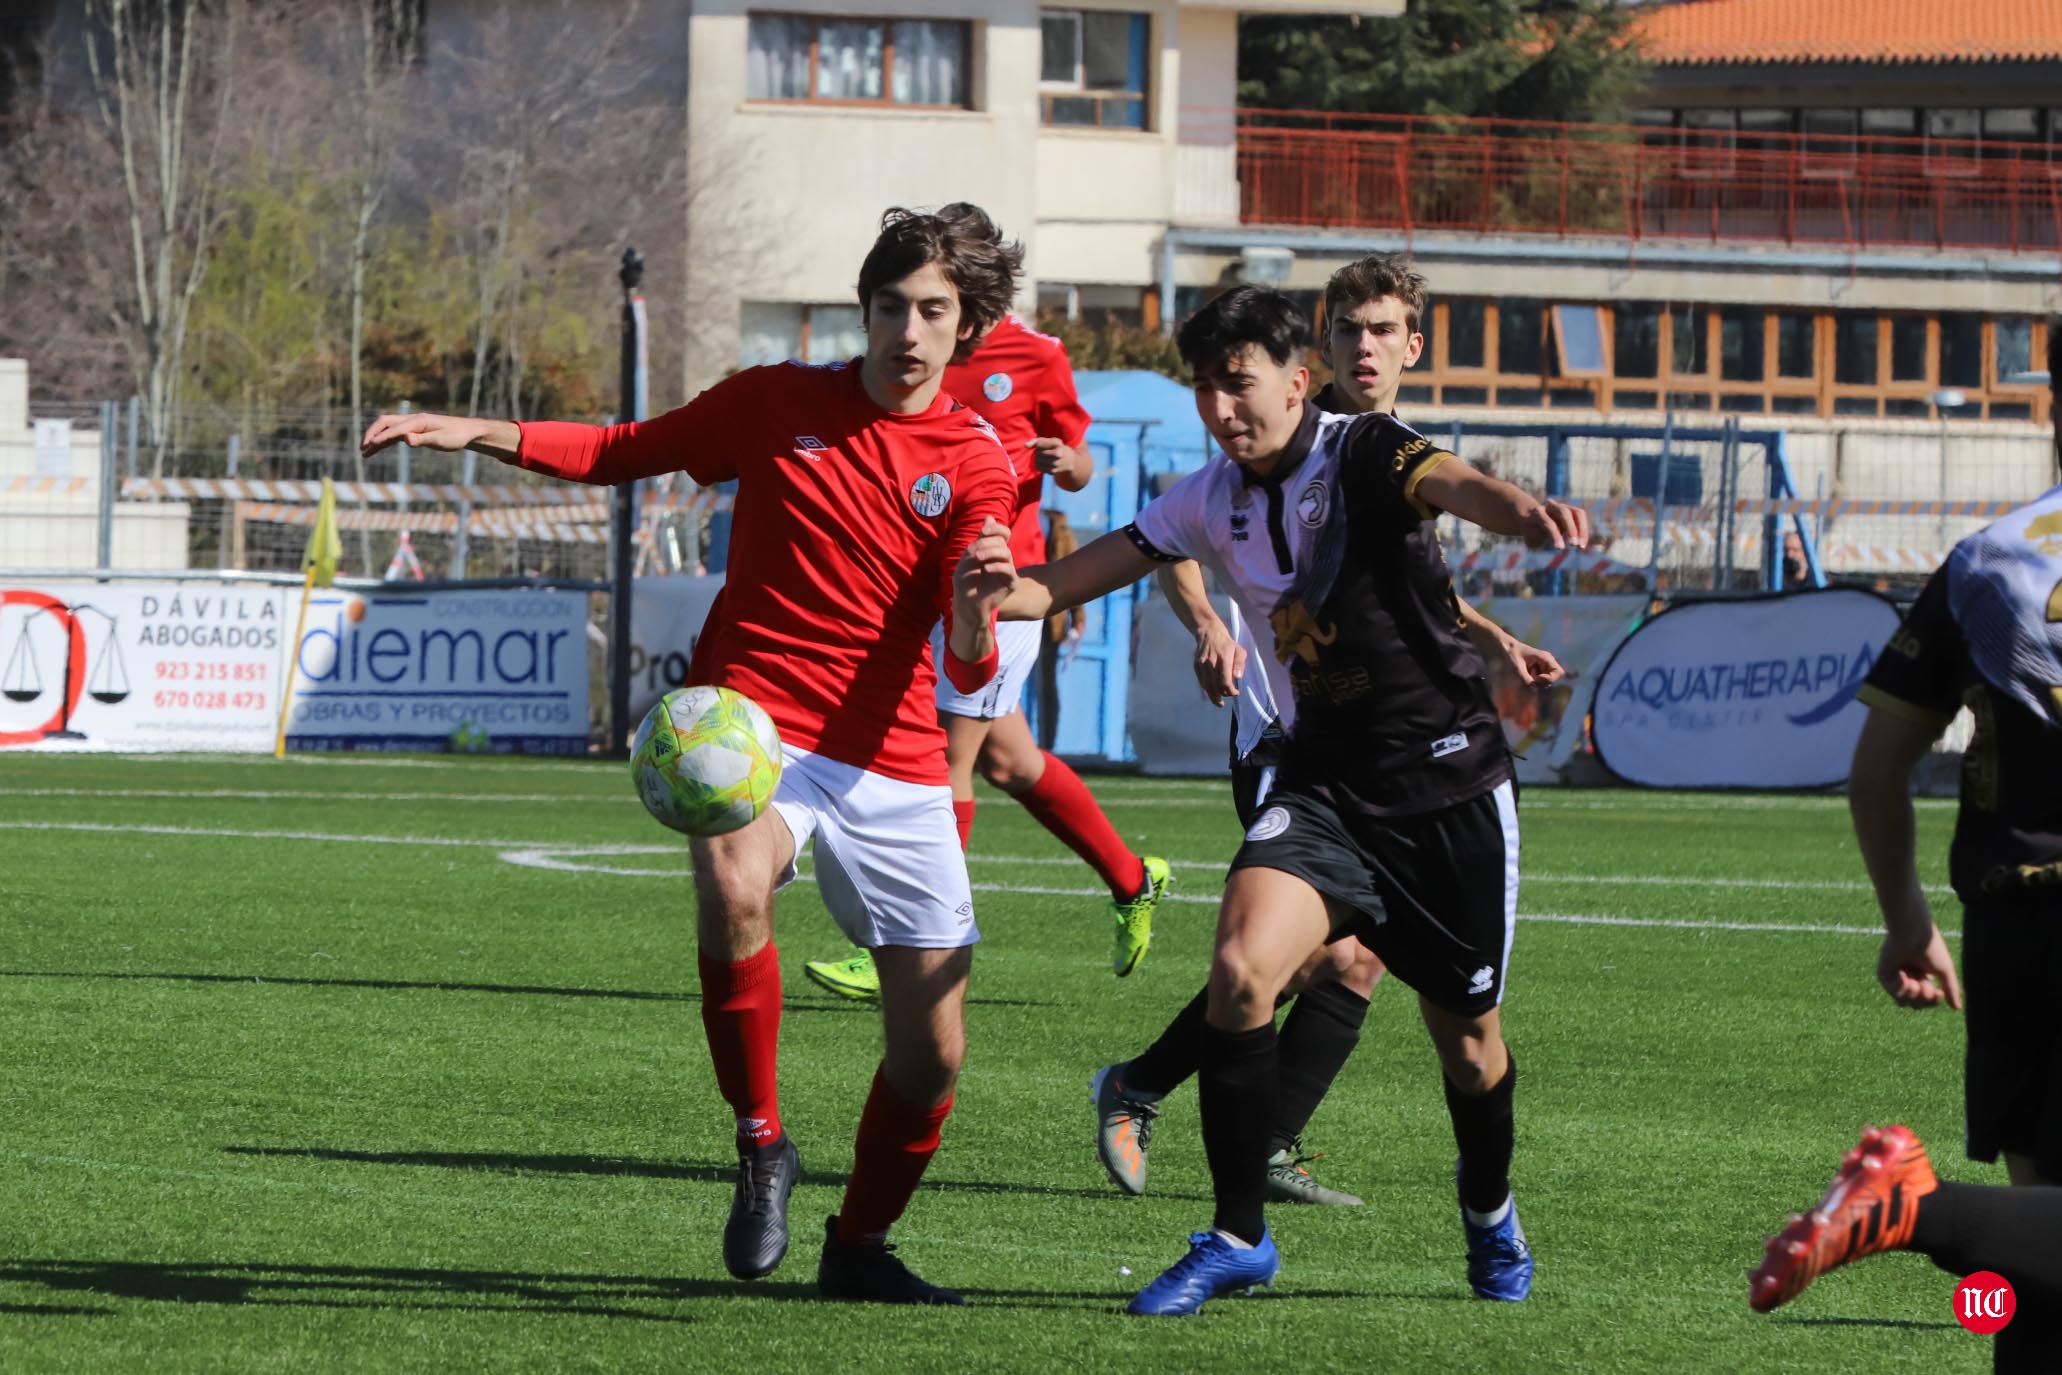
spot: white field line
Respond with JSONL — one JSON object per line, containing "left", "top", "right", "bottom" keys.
{"left": 0, "top": 820, "right": 1948, "bottom": 938}
{"left": 0, "top": 787, "right": 629, "bottom": 805}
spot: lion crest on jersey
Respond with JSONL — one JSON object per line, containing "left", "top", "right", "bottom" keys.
{"left": 910, "top": 473, "right": 952, "bottom": 518}
{"left": 1270, "top": 599, "right": 1338, "bottom": 665}
{"left": 2028, "top": 511, "right": 2062, "bottom": 556}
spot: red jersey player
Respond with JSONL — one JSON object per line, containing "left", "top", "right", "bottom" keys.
{"left": 360, "top": 209, "right": 1022, "bottom": 1305}
{"left": 805, "top": 204, "right": 1173, "bottom": 1005}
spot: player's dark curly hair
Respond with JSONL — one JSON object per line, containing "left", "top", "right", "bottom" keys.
{"left": 857, "top": 206, "right": 1024, "bottom": 363}
{"left": 1176, "top": 285, "right": 1313, "bottom": 376}
{"left": 1323, "top": 253, "right": 1428, "bottom": 333}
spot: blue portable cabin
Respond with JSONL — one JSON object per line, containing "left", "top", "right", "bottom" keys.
{"left": 1031, "top": 370, "right": 1216, "bottom": 762}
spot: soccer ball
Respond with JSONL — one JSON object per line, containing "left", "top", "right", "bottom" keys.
{"left": 448, "top": 721, "right": 490, "bottom": 754}
{"left": 630, "top": 686, "right": 782, "bottom": 837}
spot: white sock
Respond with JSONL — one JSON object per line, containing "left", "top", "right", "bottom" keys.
{"left": 1212, "top": 1228, "right": 1256, "bottom": 1250}
{"left": 1464, "top": 1194, "right": 1513, "bottom": 1229}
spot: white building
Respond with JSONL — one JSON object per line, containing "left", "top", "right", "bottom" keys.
{"left": 675, "top": 0, "right": 1394, "bottom": 393}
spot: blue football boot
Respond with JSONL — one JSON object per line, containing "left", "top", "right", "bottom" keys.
{"left": 1458, "top": 1162, "right": 1533, "bottom": 1301}
{"left": 1125, "top": 1228, "right": 1280, "bottom": 1317}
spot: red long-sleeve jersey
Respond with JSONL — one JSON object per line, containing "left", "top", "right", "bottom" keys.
{"left": 942, "top": 315, "right": 1092, "bottom": 568}
{"left": 513, "top": 360, "right": 1016, "bottom": 785}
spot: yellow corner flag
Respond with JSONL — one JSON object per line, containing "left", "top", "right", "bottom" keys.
{"left": 303, "top": 476, "right": 343, "bottom": 588}
{"left": 278, "top": 476, "right": 342, "bottom": 755}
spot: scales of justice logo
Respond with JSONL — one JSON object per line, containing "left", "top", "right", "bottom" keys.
{"left": 0, "top": 590, "right": 131, "bottom": 746}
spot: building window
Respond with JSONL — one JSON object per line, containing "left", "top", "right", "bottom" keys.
{"left": 1499, "top": 299, "right": 1545, "bottom": 375}
{"left": 1889, "top": 316, "right": 1929, "bottom": 382}
{"left": 1038, "top": 282, "right": 1148, "bottom": 328}
{"left": 1834, "top": 314, "right": 1878, "bottom": 385}
{"left": 1737, "top": 108, "right": 1791, "bottom": 151}
{"left": 746, "top": 14, "right": 970, "bottom": 109}
{"left": 1615, "top": 302, "right": 1660, "bottom": 378}
{"left": 1861, "top": 107, "right": 1917, "bottom": 157}
{"left": 1774, "top": 312, "right": 1814, "bottom": 378}
{"left": 1445, "top": 300, "right": 1486, "bottom": 369}
{"left": 1669, "top": 304, "right": 1708, "bottom": 375}
{"left": 1940, "top": 314, "right": 1983, "bottom": 389}
{"left": 1926, "top": 108, "right": 1981, "bottom": 176}
{"left": 1718, "top": 308, "right": 1763, "bottom": 382}
{"left": 1802, "top": 108, "right": 1858, "bottom": 174}
{"left": 1679, "top": 109, "right": 1735, "bottom": 175}
{"left": 1996, "top": 318, "right": 2035, "bottom": 382}
{"left": 1039, "top": 9, "right": 1149, "bottom": 129}
{"left": 1551, "top": 305, "right": 1607, "bottom": 377}
{"left": 739, "top": 303, "right": 865, "bottom": 367}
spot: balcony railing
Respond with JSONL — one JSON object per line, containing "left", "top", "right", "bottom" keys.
{"left": 1184, "top": 108, "right": 2062, "bottom": 255}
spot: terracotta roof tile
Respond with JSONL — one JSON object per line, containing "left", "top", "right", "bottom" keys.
{"left": 1636, "top": 0, "right": 2062, "bottom": 66}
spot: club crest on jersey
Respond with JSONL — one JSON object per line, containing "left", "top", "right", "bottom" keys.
{"left": 1297, "top": 481, "right": 1329, "bottom": 528}
{"left": 910, "top": 473, "right": 952, "bottom": 518}
{"left": 1245, "top": 806, "right": 1291, "bottom": 843}
{"left": 983, "top": 372, "right": 1014, "bottom": 402}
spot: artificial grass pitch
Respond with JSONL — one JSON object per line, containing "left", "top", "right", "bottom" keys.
{"left": 0, "top": 754, "right": 1987, "bottom": 1372}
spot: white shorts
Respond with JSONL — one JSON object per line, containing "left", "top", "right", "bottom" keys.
{"left": 769, "top": 745, "right": 979, "bottom": 950}
{"left": 932, "top": 619, "right": 1042, "bottom": 720}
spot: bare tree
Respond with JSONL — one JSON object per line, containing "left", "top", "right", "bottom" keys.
{"left": 81, "top": 0, "right": 240, "bottom": 475}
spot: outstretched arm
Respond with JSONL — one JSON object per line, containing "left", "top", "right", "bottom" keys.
{"left": 987, "top": 529, "right": 1159, "bottom": 622}
{"left": 1849, "top": 706, "right": 1960, "bottom": 1011}
{"left": 362, "top": 413, "right": 521, "bottom": 462}
{"left": 1416, "top": 458, "right": 1591, "bottom": 551}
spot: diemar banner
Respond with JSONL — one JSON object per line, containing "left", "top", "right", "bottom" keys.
{"left": 0, "top": 583, "right": 287, "bottom": 752}
{"left": 285, "top": 588, "right": 590, "bottom": 754}
{"left": 1475, "top": 595, "right": 1649, "bottom": 784}
{"left": 1591, "top": 589, "right": 1905, "bottom": 789}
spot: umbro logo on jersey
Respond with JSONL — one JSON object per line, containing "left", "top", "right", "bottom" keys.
{"left": 1468, "top": 966, "right": 1495, "bottom": 995}
{"left": 792, "top": 436, "right": 827, "bottom": 461}
{"left": 1431, "top": 731, "right": 1468, "bottom": 758}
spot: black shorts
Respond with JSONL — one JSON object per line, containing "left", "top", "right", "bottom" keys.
{"left": 1962, "top": 902, "right": 2062, "bottom": 1177}
{"left": 1230, "top": 779, "right": 1519, "bottom": 1016}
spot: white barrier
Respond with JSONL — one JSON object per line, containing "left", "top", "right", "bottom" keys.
{"left": 0, "top": 581, "right": 590, "bottom": 754}
{"left": 1591, "top": 589, "right": 1903, "bottom": 789}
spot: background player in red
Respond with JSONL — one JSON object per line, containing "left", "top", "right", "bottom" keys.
{"left": 806, "top": 203, "right": 1171, "bottom": 1003}
{"left": 360, "top": 208, "right": 1022, "bottom": 1305}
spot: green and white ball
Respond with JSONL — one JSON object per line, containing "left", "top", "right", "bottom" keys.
{"left": 448, "top": 721, "right": 491, "bottom": 754}
{"left": 630, "top": 686, "right": 782, "bottom": 836}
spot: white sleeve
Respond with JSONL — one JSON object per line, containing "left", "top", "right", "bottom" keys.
{"left": 1126, "top": 464, "right": 1216, "bottom": 563}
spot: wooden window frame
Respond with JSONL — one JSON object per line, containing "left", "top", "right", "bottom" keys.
{"left": 746, "top": 13, "right": 973, "bottom": 112}
{"left": 1037, "top": 7, "right": 1151, "bottom": 131}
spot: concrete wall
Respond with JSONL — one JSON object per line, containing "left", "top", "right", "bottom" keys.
{"left": 0, "top": 359, "right": 190, "bottom": 571}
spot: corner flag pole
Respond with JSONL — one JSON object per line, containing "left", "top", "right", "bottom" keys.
{"left": 275, "top": 476, "right": 342, "bottom": 757}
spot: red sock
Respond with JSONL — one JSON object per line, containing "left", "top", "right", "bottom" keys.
{"left": 953, "top": 798, "right": 976, "bottom": 850}
{"left": 836, "top": 1066, "right": 954, "bottom": 1243}
{"left": 697, "top": 943, "right": 783, "bottom": 1146}
{"left": 1017, "top": 752, "right": 1146, "bottom": 900}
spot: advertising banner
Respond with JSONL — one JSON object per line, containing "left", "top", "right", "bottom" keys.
{"left": 628, "top": 575, "right": 725, "bottom": 725}
{"left": 0, "top": 583, "right": 287, "bottom": 752}
{"left": 1591, "top": 589, "right": 1904, "bottom": 789}
{"left": 284, "top": 588, "right": 590, "bottom": 753}
{"left": 1475, "top": 595, "right": 1649, "bottom": 784}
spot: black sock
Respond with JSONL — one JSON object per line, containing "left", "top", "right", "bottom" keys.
{"left": 1120, "top": 988, "right": 1209, "bottom": 1099}
{"left": 1268, "top": 981, "right": 1369, "bottom": 1155}
{"left": 1908, "top": 1182, "right": 2062, "bottom": 1301}
{"left": 1199, "top": 1020, "right": 1279, "bottom": 1246}
{"left": 1446, "top": 1056, "right": 1517, "bottom": 1216}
